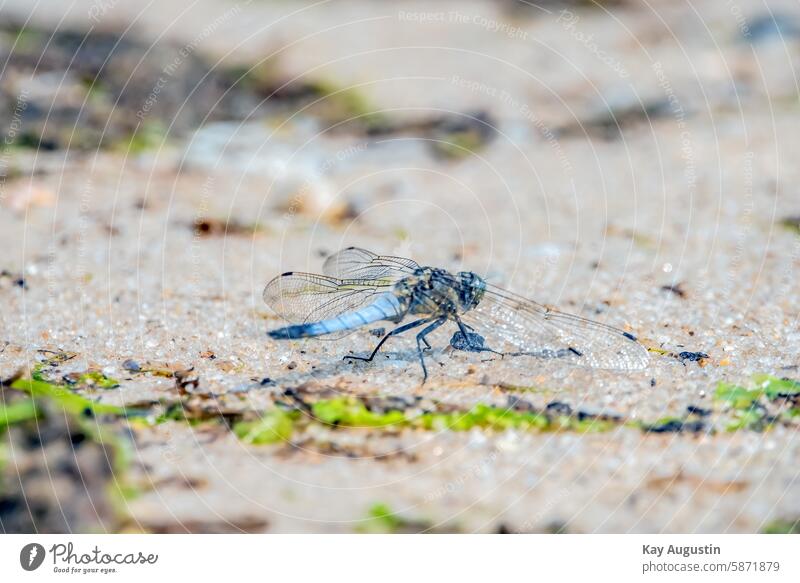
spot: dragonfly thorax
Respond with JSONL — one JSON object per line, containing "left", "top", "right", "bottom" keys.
{"left": 396, "top": 268, "right": 486, "bottom": 317}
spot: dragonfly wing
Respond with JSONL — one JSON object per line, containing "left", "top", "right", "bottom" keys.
{"left": 323, "top": 247, "right": 420, "bottom": 281}
{"left": 461, "top": 284, "right": 649, "bottom": 371}
{"left": 263, "top": 272, "right": 394, "bottom": 339}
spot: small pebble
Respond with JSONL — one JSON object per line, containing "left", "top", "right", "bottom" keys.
{"left": 122, "top": 359, "right": 141, "bottom": 372}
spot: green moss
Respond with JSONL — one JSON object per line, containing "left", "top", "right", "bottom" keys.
{"left": 10, "top": 378, "right": 129, "bottom": 417}
{"left": 762, "top": 519, "right": 800, "bottom": 534}
{"left": 0, "top": 399, "right": 41, "bottom": 430}
{"left": 224, "top": 62, "right": 280, "bottom": 93}
{"left": 5, "top": 376, "right": 140, "bottom": 509}
{"left": 713, "top": 375, "right": 800, "bottom": 431}
{"left": 360, "top": 503, "right": 403, "bottom": 533}
{"left": 312, "top": 398, "right": 406, "bottom": 428}
{"left": 779, "top": 217, "right": 800, "bottom": 236}
{"left": 233, "top": 409, "right": 297, "bottom": 444}
{"left": 432, "top": 130, "right": 488, "bottom": 160}
{"left": 714, "top": 382, "right": 761, "bottom": 409}
{"left": 73, "top": 371, "right": 120, "bottom": 389}
{"left": 638, "top": 416, "right": 683, "bottom": 433}
{"left": 80, "top": 76, "right": 110, "bottom": 103}
{"left": 207, "top": 372, "right": 800, "bottom": 446}
{"left": 571, "top": 417, "right": 620, "bottom": 433}
{"left": 31, "top": 351, "right": 77, "bottom": 382}
{"left": 147, "top": 402, "right": 227, "bottom": 427}
{"left": 417, "top": 403, "right": 550, "bottom": 432}
{"left": 753, "top": 374, "right": 800, "bottom": 399}
{"left": 726, "top": 406, "right": 768, "bottom": 432}
{"left": 310, "top": 399, "right": 553, "bottom": 432}
{"left": 309, "top": 80, "right": 386, "bottom": 130}
{"left": 31, "top": 363, "right": 48, "bottom": 382}
{"left": 31, "top": 353, "right": 119, "bottom": 389}
{"left": 116, "top": 122, "right": 166, "bottom": 154}
{"left": 12, "top": 26, "right": 42, "bottom": 51}
{"left": 713, "top": 380, "right": 783, "bottom": 431}
{"left": 235, "top": 397, "right": 631, "bottom": 445}
{"left": 150, "top": 403, "right": 188, "bottom": 424}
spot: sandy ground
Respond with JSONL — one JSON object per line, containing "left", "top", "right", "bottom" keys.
{"left": 1, "top": 0, "right": 799, "bottom": 532}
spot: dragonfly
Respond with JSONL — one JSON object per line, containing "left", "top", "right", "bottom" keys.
{"left": 264, "top": 247, "right": 649, "bottom": 381}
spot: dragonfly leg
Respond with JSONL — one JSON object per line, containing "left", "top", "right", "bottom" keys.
{"left": 343, "top": 317, "right": 433, "bottom": 364}
{"left": 452, "top": 317, "right": 504, "bottom": 356}
{"left": 415, "top": 317, "right": 447, "bottom": 383}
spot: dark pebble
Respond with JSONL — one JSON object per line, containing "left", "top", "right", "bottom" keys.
{"left": 546, "top": 401, "right": 573, "bottom": 416}
{"left": 686, "top": 405, "right": 711, "bottom": 417}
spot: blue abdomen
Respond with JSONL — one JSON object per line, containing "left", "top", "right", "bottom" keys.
{"left": 268, "top": 292, "right": 403, "bottom": 339}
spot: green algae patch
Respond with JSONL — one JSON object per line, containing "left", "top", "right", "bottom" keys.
{"left": 716, "top": 375, "right": 800, "bottom": 409}
{"left": 227, "top": 372, "right": 800, "bottom": 447}
{"left": 714, "top": 382, "right": 761, "bottom": 409}
{"left": 31, "top": 352, "right": 119, "bottom": 389}
{"left": 115, "top": 121, "right": 166, "bottom": 154}
{"left": 309, "top": 80, "right": 387, "bottom": 131}
{"left": 31, "top": 350, "right": 78, "bottom": 382}
{"left": 310, "top": 399, "right": 552, "bottom": 432}
{"left": 67, "top": 370, "right": 121, "bottom": 389}
{"left": 151, "top": 403, "right": 192, "bottom": 425}
{"left": 726, "top": 406, "right": 770, "bottom": 432}
{"left": 712, "top": 374, "right": 800, "bottom": 432}
{"left": 779, "top": 216, "right": 800, "bottom": 236}
{"left": 714, "top": 383, "right": 768, "bottom": 432}
{"left": 0, "top": 399, "right": 41, "bottom": 430}
{"left": 233, "top": 409, "right": 298, "bottom": 445}
{"left": 783, "top": 408, "right": 800, "bottom": 420}
{"left": 570, "top": 416, "right": 620, "bottom": 433}
{"left": 312, "top": 398, "right": 406, "bottom": 428}
{"left": 762, "top": 518, "right": 800, "bottom": 534}
{"left": 10, "top": 378, "right": 128, "bottom": 417}
{"left": 416, "top": 404, "right": 550, "bottom": 432}
{"left": 234, "top": 397, "right": 630, "bottom": 446}
{"left": 754, "top": 374, "right": 800, "bottom": 399}
{"left": 432, "top": 130, "right": 488, "bottom": 160}
{"left": 357, "top": 502, "right": 433, "bottom": 534}
{"left": 360, "top": 503, "right": 404, "bottom": 533}
{"left": 3, "top": 376, "right": 141, "bottom": 515}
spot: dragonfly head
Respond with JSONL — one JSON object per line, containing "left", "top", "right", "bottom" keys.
{"left": 456, "top": 271, "right": 486, "bottom": 311}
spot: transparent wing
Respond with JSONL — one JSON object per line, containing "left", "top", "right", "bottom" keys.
{"left": 323, "top": 247, "right": 420, "bottom": 281}
{"left": 263, "top": 271, "right": 394, "bottom": 339}
{"left": 461, "top": 284, "right": 649, "bottom": 371}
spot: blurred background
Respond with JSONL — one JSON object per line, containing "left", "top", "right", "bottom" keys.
{"left": 1, "top": 0, "right": 799, "bottom": 533}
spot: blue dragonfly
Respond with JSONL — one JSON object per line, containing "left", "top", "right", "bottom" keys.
{"left": 264, "top": 247, "right": 649, "bottom": 381}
